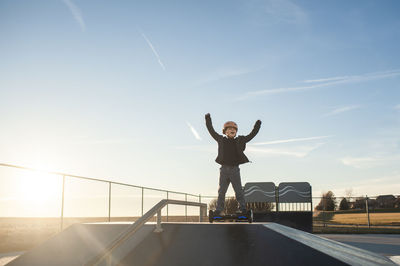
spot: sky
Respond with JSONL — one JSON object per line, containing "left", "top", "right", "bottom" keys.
{"left": 0, "top": 0, "right": 400, "bottom": 216}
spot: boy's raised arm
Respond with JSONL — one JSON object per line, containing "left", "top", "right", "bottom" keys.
{"left": 205, "top": 113, "right": 221, "bottom": 141}
{"left": 244, "top": 120, "right": 262, "bottom": 142}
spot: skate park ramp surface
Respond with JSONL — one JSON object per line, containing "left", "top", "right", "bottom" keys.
{"left": 8, "top": 223, "right": 396, "bottom": 266}
{"left": 118, "top": 223, "right": 395, "bottom": 266}
{"left": 7, "top": 222, "right": 155, "bottom": 266}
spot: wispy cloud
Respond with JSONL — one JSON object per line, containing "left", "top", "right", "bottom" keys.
{"left": 303, "top": 76, "right": 350, "bottom": 83}
{"left": 252, "top": 135, "right": 332, "bottom": 146}
{"left": 247, "top": 143, "right": 325, "bottom": 158}
{"left": 140, "top": 32, "right": 166, "bottom": 70}
{"left": 241, "top": 69, "right": 400, "bottom": 99}
{"left": 248, "top": 135, "right": 330, "bottom": 157}
{"left": 349, "top": 175, "right": 400, "bottom": 196}
{"left": 196, "top": 66, "right": 262, "bottom": 86}
{"left": 62, "top": 0, "right": 85, "bottom": 32}
{"left": 246, "top": 0, "right": 308, "bottom": 26}
{"left": 176, "top": 141, "right": 325, "bottom": 157}
{"left": 394, "top": 104, "right": 400, "bottom": 110}
{"left": 323, "top": 105, "right": 361, "bottom": 117}
{"left": 341, "top": 155, "right": 400, "bottom": 169}
{"left": 186, "top": 122, "right": 202, "bottom": 141}
{"left": 263, "top": 0, "right": 308, "bottom": 25}
{"left": 178, "top": 135, "right": 330, "bottom": 157}
{"left": 328, "top": 174, "right": 400, "bottom": 196}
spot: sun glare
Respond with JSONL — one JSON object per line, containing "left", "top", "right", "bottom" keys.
{"left": 17, "top": 171, "right": 61, "bottom": 206}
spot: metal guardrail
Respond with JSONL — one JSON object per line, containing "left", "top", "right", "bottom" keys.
{"left": 0, "top": 163, "right": 202, "bottom": 229}
{"left": 312, "top": 195, "right": 400, "bottom": 228}
{"left": 86, "top": 199, "right": 207, "bottom": 266}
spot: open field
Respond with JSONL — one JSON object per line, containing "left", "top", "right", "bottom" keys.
{"left": 1, "top": 217, "right": 60, "bottom": 253}
{"left": 313, "top": 211, "right": 400, "bottom": 234}
{"left": 314, "top": 211, "right": 400, "bottom": 226}
{"left": 332, "top": 212, "right": 400, "bottom": 226}
{"left": 0, "top": 216, "right": 202, "bottom": 253}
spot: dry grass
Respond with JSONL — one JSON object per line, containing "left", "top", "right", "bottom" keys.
{"left": 323, "top": 212, "right": 400, "bottom": 226}
{"left": 0, "top": 218, "right": 62, "bottom": 253}
{"left": 312, "top": 211, "right": 400, "bottom": 233}
{"left": 0, "top": 216, "right": 202, "bottom": 253}
{"left": 369, "top": 212, "right": 400, "bottom": 225}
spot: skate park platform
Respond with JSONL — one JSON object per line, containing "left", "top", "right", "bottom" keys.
{"left": 8, "top": 222, "right": 396, "bottom": 266}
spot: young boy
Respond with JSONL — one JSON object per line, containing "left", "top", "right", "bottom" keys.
{"left": 205, "top": 113, "right": 261, "bottom": 215}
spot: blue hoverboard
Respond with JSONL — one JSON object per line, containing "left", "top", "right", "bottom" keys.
{"left": 209, "top": 209, "right": 253, "bottom": 223}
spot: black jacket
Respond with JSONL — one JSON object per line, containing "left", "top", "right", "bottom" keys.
{"left": 205, "top": 114, "right": 261, "bottom": 165}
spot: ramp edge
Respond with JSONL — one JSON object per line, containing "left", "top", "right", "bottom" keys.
{"left": 264, "top": 223, "right": 396, "bottom": 266}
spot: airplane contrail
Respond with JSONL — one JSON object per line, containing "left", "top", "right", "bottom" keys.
{"left": 186, "top": 122, "right": 202, "bottom": 141}
{"left": 62, "top": 0, "right": 86, "bottom": 32}
{"left": 141, "top": 32, "right": 166, "bottom": 70}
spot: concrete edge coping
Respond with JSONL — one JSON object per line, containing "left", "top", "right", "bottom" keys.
{"left": 0, "top": 252, "right": 24, "bottom": 266}
{"left": 263, "top": 223, "right": 396, "bottom": 266}
{"left": 389, "top": 256, "right": 400, "bottom": 265}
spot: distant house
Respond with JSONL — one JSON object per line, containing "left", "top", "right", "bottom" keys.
{"left": 376, "top": 195, "right": 396, "bottom": 208}
{"left": 395, "top": 196, "right": 400, "bottom": 209}
{"left": 351, "top": 197, "right": 377, "bottom": 210}
{"left": 352, "top": 198, "right": 366, "bottom": 209}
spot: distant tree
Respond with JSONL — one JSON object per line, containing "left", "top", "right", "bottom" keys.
{"left": 209, "top": 197, "right": 239, "bottom": 214}
{"left": 339, "top": 198, "right": 349, "bottom": 210}
{"left": 345, "top": 188, "right": 354, "bottom": 201}
{"left": 246, "top": 202, "right": 273, "bottom": 213}
{"left": 315, "top": 191, "right": 336, "bottom": 211}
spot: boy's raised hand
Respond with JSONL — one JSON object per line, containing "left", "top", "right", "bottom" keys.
{"left": 205, "top": 113, "right": 211, "bottom": 119}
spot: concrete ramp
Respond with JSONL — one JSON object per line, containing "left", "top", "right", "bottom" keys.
{"left": 7, "top": 223, "right": 154, "bottom": 266}
{"left": 118, "top": 223, "right": 395, "bottom": 266}
{"left": 8, "top": 223, "right": 396, "bottom": 266}
{"left": 118, "top": 223, "right": 348, "bottom": 266}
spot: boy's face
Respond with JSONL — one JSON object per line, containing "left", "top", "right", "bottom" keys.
{"left": 225, "top": 127, "right": 237, "bottom": 139}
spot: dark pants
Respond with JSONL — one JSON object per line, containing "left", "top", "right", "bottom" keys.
{"left": 216, "top": 165, "right": 246, "bottom": 213}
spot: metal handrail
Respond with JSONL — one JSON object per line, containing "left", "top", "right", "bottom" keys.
{"left": 0, "top": 163, "right": 199, "bottom": 197}
{"left": 0, "top": 162, "right": 204, "bottom": 229}
{"left": 86, "top": 199, "right": 207, "bottom": 266}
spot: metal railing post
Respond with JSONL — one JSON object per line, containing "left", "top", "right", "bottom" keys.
{"left": 185, "top": 193, "right": 187, "bottom": 222}
{"left": 141, "top": 187, "right": 144, "bottom": 216}
{"left": 155, "top": 209, "right": 163, "bottom": 233}
{"left": 275, "top": 186, "right": 279, "bottom": 212}
{"left": 86, "top": 199, "right": 207, "bottom": 266}
{"left": 60, "top": 175, "right": 66, "bottom": 231}
{"left": 0, "top": 162, "right": 211, "bottom": 231}
{"left": 166, "top": 191, "right": 169, "bottom": 222}
{"left": 199, "top": 195, "right": 202, "bottom": 222}
{"left": 200, "top": 206, "right": 205, "bottom": 222}
{"left": 366, "top": 195, "right": 370, "bottom": 228}
{"left": 108, "top": 182, "right": 112, "bottom": 222}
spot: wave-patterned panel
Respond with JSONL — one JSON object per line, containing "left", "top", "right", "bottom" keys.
{"left": 278, "top": 185, "right": 311, "bottom": 202}
{"left": 244, "top": 185, "right": 275, "bottom": 198}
